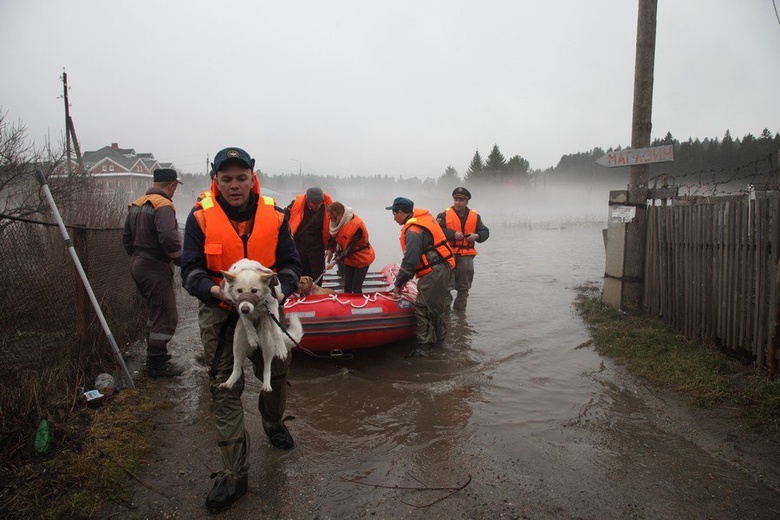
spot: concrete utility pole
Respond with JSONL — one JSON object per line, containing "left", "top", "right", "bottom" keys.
{"left": 61, "top": 70, "right": 84, "bottom": 174}
{"left": 62, "top": 71, "right": 72, "bottom": 175}
{"left": 603, "top": 0, "right": 658, "bottom": 312}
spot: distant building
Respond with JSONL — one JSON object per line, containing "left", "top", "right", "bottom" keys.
{"left": 56, "top": 142, "right": 178, "bottom": 198}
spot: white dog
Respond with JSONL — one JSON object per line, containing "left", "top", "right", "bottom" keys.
{"left": 218, "top": 259, "right": 303, "bottom": 392}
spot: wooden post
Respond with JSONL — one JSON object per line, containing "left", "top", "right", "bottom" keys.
{"left": 621, "top": 0, "right": 658, "bottom": 312}
{"left": 770, "top": 258, "right": 779, "bottom": 380}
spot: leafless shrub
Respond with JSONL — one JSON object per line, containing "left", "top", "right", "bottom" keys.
{"left": 0, "top": 109, "right": 98, "bottom": 232}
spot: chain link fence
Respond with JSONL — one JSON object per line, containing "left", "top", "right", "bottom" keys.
{"left": 0, "top": 215, "right": 146, "bottom": 453}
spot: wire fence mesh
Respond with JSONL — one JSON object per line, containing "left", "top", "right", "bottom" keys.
{"left": 0, "top": 216, "right": 146, "bottom": 449}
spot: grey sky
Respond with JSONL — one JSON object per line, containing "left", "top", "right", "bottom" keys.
{"left": 1, "top": 0, "right": 778, "bottom": 178}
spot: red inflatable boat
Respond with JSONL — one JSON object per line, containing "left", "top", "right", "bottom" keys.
{"left": 284, "top": 264, "right": 417, "bottom": 355}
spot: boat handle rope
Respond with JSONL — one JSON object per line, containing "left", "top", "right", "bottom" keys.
{"left": 284, "top": 290, "right": 415, "bottom": 310}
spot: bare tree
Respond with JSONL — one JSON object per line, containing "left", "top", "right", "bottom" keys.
{"left": 0, "top": 110, "right": 89, "bottom": 232}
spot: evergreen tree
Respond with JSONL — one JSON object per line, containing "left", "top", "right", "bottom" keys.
{"left": 465, "top": 149, "right": 484, "bottom": 182}
{"left": 438, "top": 165, "right": 460, "bottom": 186}
{"left": 485, "top": 144, "right": 507, "bottom": 171}
{"left": 506, "top": 154, "right": 530, "bottom": 184}
{"left": 482, "top": 144, "right": 507, "bottom": 183}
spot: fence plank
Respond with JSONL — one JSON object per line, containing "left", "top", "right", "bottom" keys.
{"left": 645, "top": 192, "right": 780, "bottom": 367}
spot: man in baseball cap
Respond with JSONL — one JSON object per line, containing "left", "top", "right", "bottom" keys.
{"left": 182, "top": 145, "right": 302, "bottom": 511}
{"left": 385, "top": 196, "right": 414, "bottom": 213}
{"left": 388, "top": 195, "right": 454, "bottom": 358}
{"left": 211, "top": 147, "right": 255, "bottom": 173}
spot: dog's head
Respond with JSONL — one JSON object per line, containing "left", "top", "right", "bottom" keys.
{"left": 221, "top": 260, "right": 279, "bottom": 314}
{"left": 298, "top": 275, "right": 314, "bottom": 296}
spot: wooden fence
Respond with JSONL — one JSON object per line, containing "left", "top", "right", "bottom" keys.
{"left": 643, "top": 190, "right": 780, "bottom": 367}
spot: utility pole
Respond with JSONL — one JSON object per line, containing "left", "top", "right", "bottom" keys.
{"left": 61, "top": 70, "right": 84, "bottom": 174}
{"left": 623, "top": 0, "right": 657, "bottom": 311}
{"left": 603, "top": 0, "right": 658, "bottom": 312}
{"left": 62, "top": 71, "right": 72, "bottom": 175}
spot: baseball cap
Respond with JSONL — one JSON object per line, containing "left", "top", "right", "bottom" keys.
{"left": 385, "top": 196, "right": 414, "bottom": 212}
{"left": 212, "top": 147, "right": 255, "bottom": 173}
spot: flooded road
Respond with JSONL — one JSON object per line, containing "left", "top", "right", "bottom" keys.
{"left": 115, "top": 220, "right": 780, "bottom": 519}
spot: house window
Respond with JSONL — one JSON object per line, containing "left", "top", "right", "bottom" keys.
{"left": 102, "top": 165, "right": 107, "bottom": 172}
{"left": 109, "top": 165, "right": 114, "bottom": 172}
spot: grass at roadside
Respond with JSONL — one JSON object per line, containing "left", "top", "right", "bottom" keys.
{"left": 574, "top": 282, "right": 780, "bottom": 437}
{"left": 1, "top": 385, "right": 168, "bottom": 519}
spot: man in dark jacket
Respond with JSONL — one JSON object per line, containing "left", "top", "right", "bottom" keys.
{"left": 181, "top": 147, "right": 302, "bottom": 512}
{"left": 122, "top": 168, "right": 183, "bottom": 377}
{"left": 388, "top": 197, "right": 454, "bottom": 357}
{"left": 284, "top": 187, "right": 335, "bottom": 281}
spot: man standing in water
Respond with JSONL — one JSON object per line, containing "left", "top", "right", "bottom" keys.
{"left": 122, "top": 168, "right": 184, "bottom": 378}
{"left": 437, "top": 187, "right": 490, "bottom": 311}
{"left": 181, "top": 147, "right": 301, "bottom": 511}
{"left": 388, "top": 196, "right": 455, "bottom": 357}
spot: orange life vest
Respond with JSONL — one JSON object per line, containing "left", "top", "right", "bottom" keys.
{"left": 287, "top": 192, "right": 333, "bottom": 247}
{"left": 444, "top": 207, "right": 479, "bottom": 257}
{"left": 194, "top": 175, "right": 282, "bottom": 284}
{"left": 399, "top": 208, "right": 455, "bottom": 278}
{"left": 129, "top": 193, "right": 174, "bottom": 210}
{"left": 332, "top": 214, "right": 375, "bottom": 268}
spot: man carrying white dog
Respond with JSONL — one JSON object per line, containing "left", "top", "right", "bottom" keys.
{"left": 181, "top": 147, "right": 301, "bottom": 511}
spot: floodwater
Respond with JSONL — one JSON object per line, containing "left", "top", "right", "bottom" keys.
{"left": 116, "top": 214, "right": 780, "bottom": 519}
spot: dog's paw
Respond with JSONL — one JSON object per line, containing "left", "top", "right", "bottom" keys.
{"left": 218, "top": 382, "right": 233, "bottom": 390}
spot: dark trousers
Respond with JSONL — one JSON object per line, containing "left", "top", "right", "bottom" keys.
{"left": 343, "top": 265, "right": 369, "bottom": 294}
{"left": 198, "top": 303, "right": 291, "bottom": 477}
{"left": 130, "top": 255, "right": 178, "bottom": 363}
{"left": 297, "top": 246, "right": 325, "bottom": 281}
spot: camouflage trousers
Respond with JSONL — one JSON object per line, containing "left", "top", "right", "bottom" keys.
{"left": 198, "top": 302, "right": 291, "bottom": 478}
{"left": 414, "top": 263, "right": 452, "bottom": 346}
{"left": 446, "top": 255, "right": 475, "bottom": 311}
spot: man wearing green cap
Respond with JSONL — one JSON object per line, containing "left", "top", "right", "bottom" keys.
{"left": 181, "top": 147, "right": 302, "bottom": 511}
{"left": 387, "top": 197, "right": 455, "bottom": 356}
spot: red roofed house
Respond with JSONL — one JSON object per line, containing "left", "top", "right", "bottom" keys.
{"left": 59, "top": 143, "right": 178, "bottom": 199}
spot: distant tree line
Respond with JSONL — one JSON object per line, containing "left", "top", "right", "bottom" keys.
{"left": 180, "top": 128, "right": 779, "bottom": 197}
{"left": 547, "top": 128, "right": 780, "bottom": 188}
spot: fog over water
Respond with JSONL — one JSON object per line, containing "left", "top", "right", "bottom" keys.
{"left": 326, "top": 182, "right": 610, "bottom": 268}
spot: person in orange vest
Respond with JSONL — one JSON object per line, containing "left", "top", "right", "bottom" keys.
{"left": 284, "top": 187, "right": 335, "bottom": 282}
{"left": 388, "top": 196, "right": 455, "bottom": 357}
{"left": 181, "top": 147, "right": 302, "bottom": 512}
{"left": 326, "top": 201, "right": 376, "bottom": 293}
{"left": 122, "top": 168, "right": 184, "bottom": 378}
{"left": 436, "top": 187, "right": 490, "bottom": 311}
